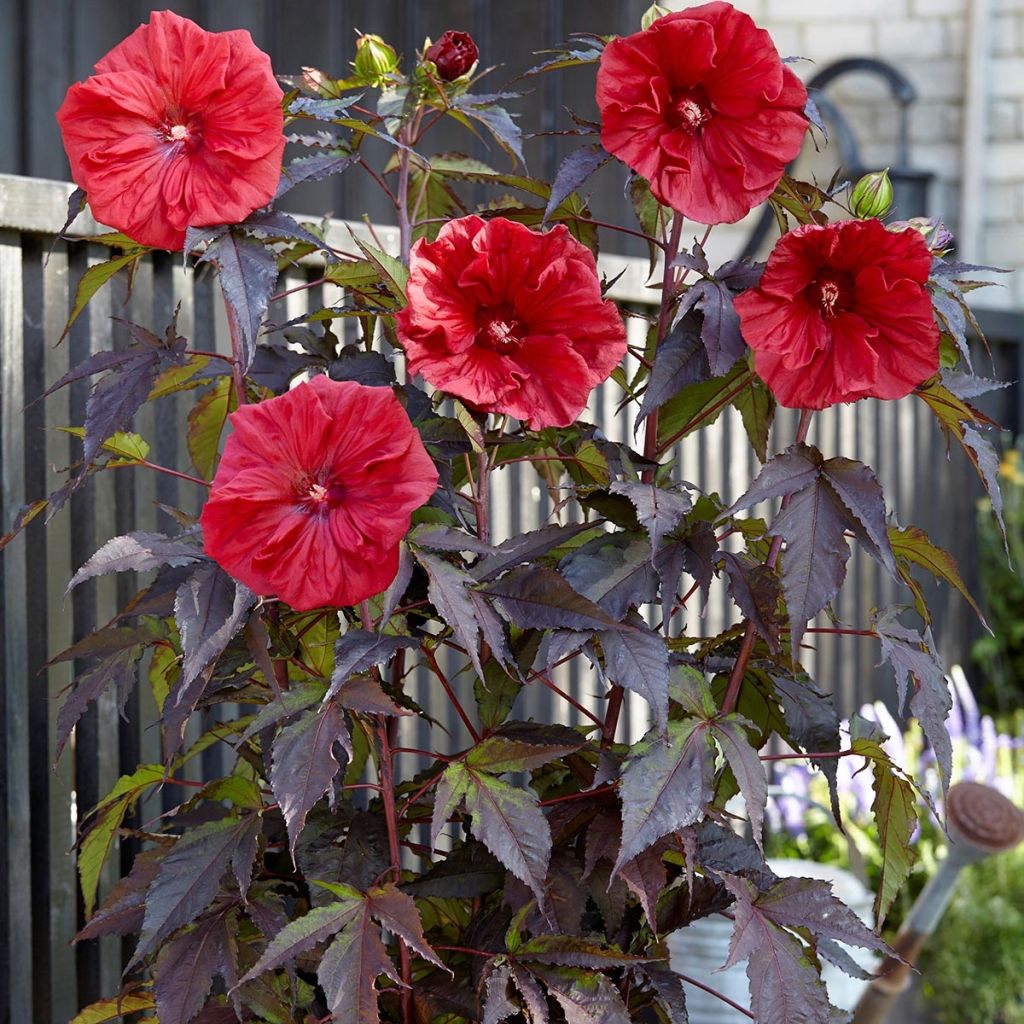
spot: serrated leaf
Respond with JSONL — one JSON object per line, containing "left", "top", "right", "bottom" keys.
{"left": 874, "top": 610, "right": 953, "bottom": 790}
{"left": 238, "top": 891, "right": 363, "bottom": 982}
{"left": 678, "top": 278, "right": 747, "bottom": 377}
{"left": 467, "top": 721, "right": 586, "bottom": 773}
{"left": 889, "top": 524, "right": 987, "bottom": 627}
{"left": 599, "top": 617, "right": 670, "bottom": 732}
{"left": 634, "top": 320, "right": 710, "bottom": 434}
{"left": 133, "top": 815, "right": 259, "bottom": 966}
{"left": 531, "top": 966, "right": 631, "bottom": 1024}
{"left": 483, "top": 963, "right": 520, "bottom": 1024}
{"left": 355, "top": 236, "right": 409, "bottom": 301}
{"left": 78, "top": 764, "right": 165, "bottom": 917}
{"left": 722, "top": 552, "right": 782, "bottom": 655}
{"left": 614, "top": 721, "right": 714, "bottom": 874}
{"left": 451, "top": 97, "right": 525, "bottom": 165}
{"left": 419, "top": 552, "right": 511, "bottom": 682}
{"left": 482, "top": 566, "right": 618, "bottom": 631}
{"left": 559, "top": 533, "right": 658, "bottom": 621}
{"left": 198, "top": 230, "right": 279, "bottom": 371}
{"left": 617, "top": 844, "right": 668, "bottom": 930}
{"left": 187, "top": 378, "right": 235, "bottom": 480}
{"left": 68, "top": 532, "right": 201, "bottom": 592}
{"left": 326, "top": 630, "right": 418, "bottom": 702}
{"left": 641, "top": 963, "right": 689, "bottom": 1024}
{"left": 336, "top": 674, "right": 412, "bottom": 716}
{"left": 432, "top": 762, "right": 551, "bottom": 902}
{"left": 710, "top": 716, "right": 767, "bottom": 854}
{"left": 153, "top": 911, "right": 231, "bottom": 1024}
{"left": 271, "top": 700, "right": 352, "bottom": 856}
{"left": 318, "top": 906, "right": 397, "bottom": 1024}
{"left": 544, "top": 143, "right": 610, "bottom": 222}
{"left": 75, "top": 848, "right": 162, "bottom": 942}
{"left": 366, "top": 884, "right": 447, "bottom": 971}
{"left": 849, "top": 717, "right": 918, "bottom": 925}
{"left": 276, "top": 152, "right": 358, "bottom": 198}
{"left": 174, "top": 563, "right": 256, "bottom": 690}
{"left": 609, "top": 482, "right": 691, "bottom": 555}
{"left": 61, "top": 248, "right": 147, "bottom": 341}
{"left": 820, "top": 457, "right": 896, "bottom": 578}
{"left": 472, "top": 522, "right": 597, "bottom": 582}
{"left": 69, "top": 992, "right": 155, "bottom": 1024}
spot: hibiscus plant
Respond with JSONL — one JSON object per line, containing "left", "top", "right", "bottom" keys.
{"left": 13, "top": 5, "right": 1011, "bottom": 1024}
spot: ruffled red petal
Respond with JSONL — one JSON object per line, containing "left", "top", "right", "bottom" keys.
{"left": 57, "top": 9, "right": 284, "bottom": 250}
{"left": 396, "top": 217, "right": 627, "bottom": 428}
{"left": 596, "top": 1, "right": 807, "bottom": 224}
{"left": 200, "top": 377, "right": 438, "bottom": 611}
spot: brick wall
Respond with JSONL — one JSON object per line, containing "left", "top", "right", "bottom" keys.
{"left": 665, "top": 0, "right": 1024, "bottom": 310}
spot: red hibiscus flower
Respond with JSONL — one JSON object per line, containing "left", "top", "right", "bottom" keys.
{"left": 425, "top": 30, "right": 479, "bottom": 81}
{"left": 395, "top": 216, "right": 627, "bottom": 429}
{"left": 200, "top": 376, "right": 438, "bottom": 611}
{"left": 596, "top": 1, "right": 808, "bottom": 224}
{"left": 734, "top": 219, "right": 940, "bottom": 410}
{"left": 57, "top": 10, "right": 285, "bottom": 251}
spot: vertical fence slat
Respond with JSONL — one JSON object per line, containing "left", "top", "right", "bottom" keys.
{"left": 1, "top": 231, "right": 32, "bottom": 1021}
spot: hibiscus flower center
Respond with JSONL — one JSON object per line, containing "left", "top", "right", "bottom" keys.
{"left": 477, "top": 308, "right": 525, "bottom": 354}
{"left": 810, "top": 275, "right": 852, "bottom": 318}
{"left": 159, "top": 114, "right": 202, "bottom": 149}
{"left": 298, "top": 475, "right": 344, "bottom": 514}
{"left": 668, "top": 88, "right": 711, "bottom": 133}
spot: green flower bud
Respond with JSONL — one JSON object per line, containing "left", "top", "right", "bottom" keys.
{"left": 850, "top": 168, "right": 894, "bottom": 220}
{"left": 353, "top": 33, "right": 399, "bottom": 84}
{"left": 641, "top": 3, "right": 671, "bottom": 30}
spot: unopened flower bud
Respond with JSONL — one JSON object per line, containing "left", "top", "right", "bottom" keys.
{"left": 850, "top": 168, "right": 894, "bottom": 220}
{"left": 424, "top": 30, "right": 479, "bottom": 82}
{"left": 354, "top": 33, "right": 399, "bottom": 83}
{"left": 641, "top": 4, "right": 671, "bottom": 30}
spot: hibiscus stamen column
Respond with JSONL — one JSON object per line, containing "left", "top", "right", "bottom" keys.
{"left": 721, "top": 407, "right": 815, "bottom": 715}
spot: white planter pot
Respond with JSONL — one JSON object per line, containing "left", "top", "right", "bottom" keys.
{"left": 665, "top": 858, "right": 876, "bottom": 1023}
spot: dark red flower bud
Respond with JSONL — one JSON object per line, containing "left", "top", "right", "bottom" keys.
{"left": 425, "top": 30, "right": 478, "bottom": 81}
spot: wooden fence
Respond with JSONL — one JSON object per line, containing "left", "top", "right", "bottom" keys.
{"left": 0, "top": 171, "right": 1013, "bottom": 1022}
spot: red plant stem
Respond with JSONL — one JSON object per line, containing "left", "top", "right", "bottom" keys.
{"left": 475, "top": 446, "right": 490, "bottom": 544}
{"left": 109, "top": 459, "right": 210, "bottom": 488}
{"left": 423, "top": 645, "right": 481, "bottom": 743}
{"left": 721, "top": 409, "right": 815, "bottom": 715}
{"left": 375, "top": 714, "right": 412, "bottom": 1024}
{"left": 673, "top": 972, "right": 756, "bottom": 1020}
{"left": 184, "top": 348, "right": 235, "bottom": 364}
{"left": 803, "top": 627, "right": 877, "bottom": 638}
{"left": 392, "top": 747, "right": 452, "bottom": 761}
{"left": 539, "top": 783, "right": 618, "bottom": 807}
{"left": 434, "top": 945, "right": 493, "bottom": 958}
{"left": 603, "top": 215, "right": 686, "bottom": 747}
{"left": 397, "top": 769, "right": 445, "bottom": 821}
{"left": 222, "top": 296, "right": 248, "bottom": 407}
{"left": 532, "top": 674, "right": 603, "bottom": 727}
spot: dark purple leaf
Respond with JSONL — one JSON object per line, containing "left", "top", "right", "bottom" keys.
{"left": 271, "top": 699, "right": 352, "bottom": 856}
{"left": 684, "top": 278, "right": 748, "bottom": 377}
{"left": 74, "top": 848, "right": 163, "bottom": 942}
{"left": 60, "top": 186, "right": 87, "bottom": 237}
{"left": 336, "top": 673, "right": 412, "bottom": 716}
{"left": 198, "top": 230, "right": 279, "bottom": 371}
{"left": 724, "top": 445, "right": 822, "bottom": 516}
{"left": 152, "top": 911, "right": 231, "bottom": 1024}
{"left": 874, "top": 610, "right": 953, "bottom": 790}
{"left": 68, "top": 532, "right": 202, "bottom": 592}
{"left": 56, "top": 645, "right": 144, "bottom": 761}
{"left": 51, "top": 624, "right": 160, "bottom": 665}
{"left": 483, "top": 963, "right": 519, "bottom": 1024}
{"left": 451, "top": 98, "right": 525, "bottom": 164}
{"left": 599, "top": 616, "right": 670, "bottom": 733}
{"left": 133, "top": 816, "right": 259, "bottom": 966}
{"left": 244, "top": 209, "right": 333, "bottom": 255}
{"left": 473, "top": 522, "right": 596, "bottom": 582}
{"left": 609, "top": 482, "right": 692, "bottom": 554}
{"left": 941, "top": 368, "right": 1011, "bottom": 400}
{"left": 709, "top": 716, "right": 767, "bottom": 854}
{"left": 769, "top": 478, "right": 852, "bottom": 655}
{"left": 519, "top": 936, "right": 648, "bottom": 969}
{"left": 466, "top": 721, "right": 587, "bottom": 773}
{"left": 693, "top": 821, "right": 775, "bottom": 890}
{"left": 655, "top": 519, "right": 718, "bottom": 622}
{"left": 962, "top": 424, "right": 1006, "bottom": 540}
{"left": 410, "top": 524, "right": 495, "bottom": 556}
{"left": 544, "top": 143, "right": 610, "bottom": 221}
{"left": 432, "top": 762, "right": 551, "bottom": 903}
{"left": 404, "top": 842, "right": 503, "bottom": 899}
{"left": 482, "top": 566, "right": 618, "bottom": 632}
{"left": 174, "top": 563, "right": 256, "bottom": 689}
{"left": 633, "top": 321, "right": 710, "bottom": 432}
{"left": 530, "top": 965, "right": 631, "bottom": 1024}
{"left": 510, "top": 963, "right": 550, "bottom": 1024}
{"left": 327, "top": 349, "right": 397, "bottom": 387}
{"left": 326, "top": 630, "right": 418, "bottom": 702}
{"left": 617, "top": 843, "right": 668, "bottom": 929}
{"left": 365, "top": 884, "right": 446, "bottom": 970}
{"left": 804, "top": 92, "right": 828, "bottom": 140}
{"left": 821, "top": 458, "right": 897, "bottom": 578}
{"left": 641, "top": 964, "right": 689, "bottom": 1024}
{"left": 420, "top": 552, "right": 512, "bottom": 681}
{"left": 559, "top": 533, "right": 658, "bottom": 621}
{"left": 276, "top": 153, "right": 358, "bottom": 199}
{"left": 249, "top": 340, "right": 321, "bottom": 392}
{"left": 769, "top": 673, "right": 841, "bottom": 816}
{"left": 614, "top": 721, "right": 715, "bottom": 874}
{"left": 722, "top": 552, "right": 782, "bottom": 654}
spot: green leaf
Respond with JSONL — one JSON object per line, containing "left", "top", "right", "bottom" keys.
{"left": 148, "top": 355, "right": 211, "bottom": 399}
{"left": 732, "top": 375, "right": 776, "bottom": 463}
{"left": 656, "top": 360, "right": 751, "bottom": 452}
{"left": 849, "top": 717, "right": 918, "bottom": 925}
{"left": 70, "top": 992, "right": 155, "bottom": 1023}
{"left": 890, "top": 524, "right": 987, "bottom": 628}
{"left": 79, "top": 764, "right": 165, "bottom": 917}
{"left": 187, "top": 378, "right": 236, "bottom": 480}
{"left": 709, "top": 715, "right": 767, "bottom": 853}
{"left": 530, "top": 965, "right": 631, "bottom": 1024}
{"left": 61, "top": 248, "right": 147, "bottom": 341}
{"left": 354, "top": 237, "right": 409, "bottom": 301}
{"left": 61, "top": 427, "right": 153, "bottom": 464}
{"left": 466, "top": 721, "right": 586, "bottom": 773}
